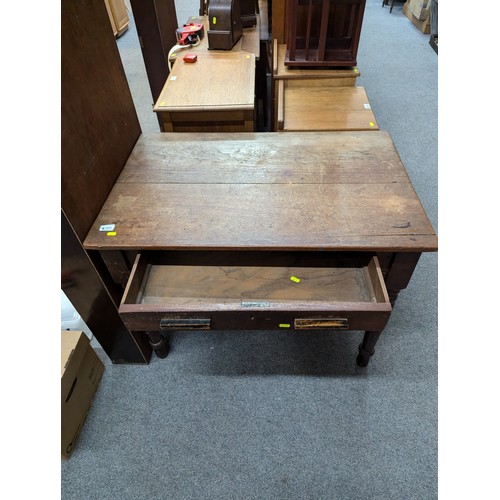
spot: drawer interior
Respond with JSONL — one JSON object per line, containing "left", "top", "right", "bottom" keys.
{"left": 122, "top": 251, "right": 389, "bottom": 309}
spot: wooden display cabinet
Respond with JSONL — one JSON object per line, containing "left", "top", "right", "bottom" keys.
{"left": 285, "top": 0, "right": 366, "bottom": 67}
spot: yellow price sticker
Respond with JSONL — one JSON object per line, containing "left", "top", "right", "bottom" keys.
{"left": 212, "top": 16, "right": 217, "bottom": 24}
{"left": 369, "top": 122, "right": 375, "bottom": 127}
{"left": 279, "top": 324, "right": 291, "bottom": 328}
{"left": 107, "top": 231, "right": 117, "bottom": 236}
{"left": 290, "top": 276, "right": 301, "bottom": 283}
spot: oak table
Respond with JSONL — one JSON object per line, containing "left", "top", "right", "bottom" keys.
{"left": 153, "top": 52, "right": 256, "bottom": 132}
{"left": 84, "top": 131, "right": 437, "bottom": 367}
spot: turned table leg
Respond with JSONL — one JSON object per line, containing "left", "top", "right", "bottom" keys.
{"left": 146, "top": 331, "right": 170, "bottom": 359}
{"left": 356, "top": 252, "right": 423, "bottom": 366}
{"left": 356, "top": 331, "right": 382, "bottom": 367}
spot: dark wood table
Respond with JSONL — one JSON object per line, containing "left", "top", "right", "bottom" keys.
{"left": 84, "top": 131, "right": 437, "bottom": 366}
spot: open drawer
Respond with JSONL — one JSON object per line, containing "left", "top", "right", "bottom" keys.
{"left": 119, "top": 252, "right": 392, "bottom": 332}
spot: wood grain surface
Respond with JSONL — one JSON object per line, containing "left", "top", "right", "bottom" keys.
{"left": 141, "top": 265, "right": 376, "bottom": 304}
{"left": 153, "top": 52, "right": 255, "bottom": 111}
{"left": 279, "top": 85, "right": 379, "bottom": 131}
{"left": 111, "top": 131, "right": 409, "bottom": 184}
{"left": 83, "top": 131, "right": 437, "bottom": 252}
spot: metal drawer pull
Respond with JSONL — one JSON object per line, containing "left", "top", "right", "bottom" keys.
{"left": 160, "top": 318, "right": 211, "bottom": 330}
{"left": 294, "top": 318, "right": 349, "bottom": 330}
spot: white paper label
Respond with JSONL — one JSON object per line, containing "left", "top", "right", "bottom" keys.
{"left": 99, "top": 224, "right": 115, "bottom": 232}
{"left": 241, "top": 301, "right": 270, "bottom": 308}
{"left": 364, "top": 103, "right": 371, "bottom": 109}
{"left": 170, "top": 76, "right": 177, "bottom": 81}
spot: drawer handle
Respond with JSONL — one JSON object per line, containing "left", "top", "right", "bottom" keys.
{"left": 160, "top": 318, "right": 211, "bottom": 330}
{"left": 294, "top": 318, "right": 349, "bottom": 330}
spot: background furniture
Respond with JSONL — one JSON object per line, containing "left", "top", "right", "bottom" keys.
{"left": 272, "top": 39, "right": 360, "bottom": 130}
{"left": 169, "top": 14, "right": 261, "bottom": 65}
{"left": 153, "top": 11, "right": 263, "bottom": 132}
{"left": 277, "top": 84, "right": 378, "bottom": 131}
{"left": 153, "top": 52, "right": 256, "bottom": 132}
{"left": 129, "top": 0, "right": 179, "bottom": 106}
{"left": 199, "top": 0, "right": 257, "bottom": 26}
{"left": 285, "top": 0, "right": 366, "bottom": 67}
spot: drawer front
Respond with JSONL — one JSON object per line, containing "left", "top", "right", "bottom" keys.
{"left": 286, "top": 77, "right": 357, "bottom": 88}
{"left": 119, "top": 307, "right": 391, "bottom": 332}
{"left": 159, "top": 110, "right": 255, "bottom": 133}
{"left": 119, "top": 252, "right": 392, "bottom": 332}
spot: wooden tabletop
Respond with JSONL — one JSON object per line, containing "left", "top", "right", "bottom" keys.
{"left": 84, "top": 132, "right": 437, "bottom": 252}
{"left": 153, "top": 52, "right": 255, "bottom": 112}
{"left": 279, "top": 86, "right": 379, "bottom": 131}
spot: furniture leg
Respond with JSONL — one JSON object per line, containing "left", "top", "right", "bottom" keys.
{"left": 146, "top": 331, "right": 170, "bottom": 359}
{"left": 356, "top": 331, "right": 382, "bottom": 367}
{"left": 383, "top": 252, "right": 422, "bottom": 306}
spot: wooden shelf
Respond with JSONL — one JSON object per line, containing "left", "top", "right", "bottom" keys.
{"left": 277, "top": 85, "right": 379, "bottom": 132}
{"left": 285, "top": 0, "right": 366, "bottom": 67}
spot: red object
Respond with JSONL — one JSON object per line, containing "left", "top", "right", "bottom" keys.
{"left": 183, "top": 53, "right": 198, "bottom": 63}
{"left": 175, "top": 23, "right": 204, "bottom": 46}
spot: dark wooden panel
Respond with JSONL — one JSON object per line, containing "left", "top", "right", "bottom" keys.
{"left": 61, "top": 0, "right": 141, "bottom": 241}
{"left": 62, "top": 210, "right": 151, "bottom": 363}
{"left": 130, "top": 0, "right": 178, "bottom": 103}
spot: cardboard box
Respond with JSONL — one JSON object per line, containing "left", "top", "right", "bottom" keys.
{"left": 408, "top": 0, "right": 430, "bottom": 21}
{"left": 61, "top": 331, "right": 104, "bottom": 459}
{"left": 403, "top": 1, "right": 430, "bottom": 33}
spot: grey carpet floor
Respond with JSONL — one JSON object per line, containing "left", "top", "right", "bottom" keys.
{"left": 61, "top": 1, "right": 438, "bottom": 498}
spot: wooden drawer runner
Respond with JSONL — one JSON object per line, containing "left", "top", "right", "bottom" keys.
{"left": 119, "top": 252, "right": 392, "bottom": 332}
